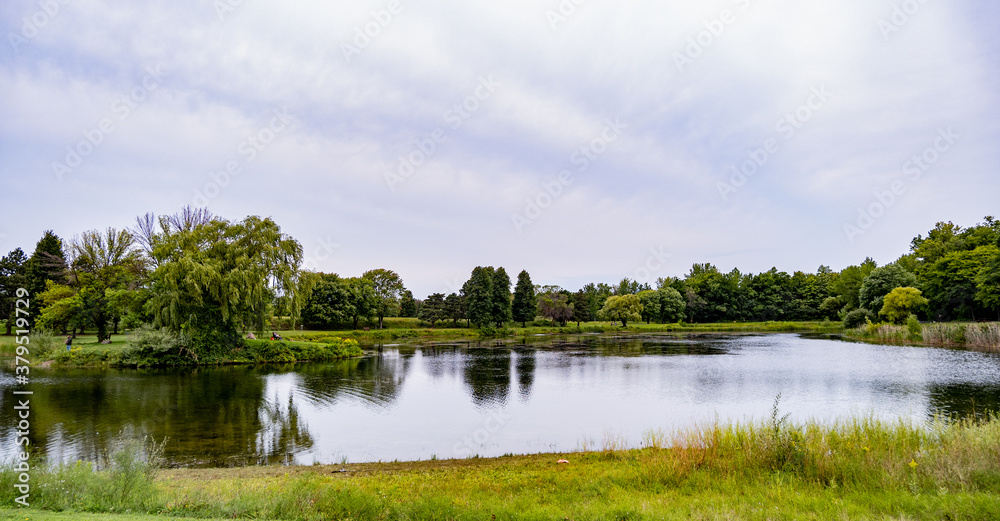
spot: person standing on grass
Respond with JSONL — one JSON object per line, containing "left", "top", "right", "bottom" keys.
{"left": 65, "top": 335, "right": 73, "bottom": 351}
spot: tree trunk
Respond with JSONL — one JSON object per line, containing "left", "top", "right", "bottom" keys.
{"left": 97, "top": 321, "right": 108, "bottom": 343}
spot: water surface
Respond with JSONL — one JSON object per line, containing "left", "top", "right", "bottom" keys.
{"left": 2, "top": 333, "right": 998, "bottom": 467}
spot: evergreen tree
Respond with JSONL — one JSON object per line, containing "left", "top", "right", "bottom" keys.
{"left": 491, "top": 267, "right": 513, "bottom": 327}
{"left": 26, "top": 231, "right": 68, "bottom": 327}
{"left": 0, "top": 248, "right": 29, "bottom": 335}
{"left": 465, "top": 267, "right": 495, "bottom": 328}
{"left": 511, "top": 270, "right": 536, "bottom": 327}
{"left": 399, "top": 290, "right": 417, "bottom": 318}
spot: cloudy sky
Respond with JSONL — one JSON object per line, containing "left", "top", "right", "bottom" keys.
{"left": 2, "top": 0, "right": 998, "bottom": 298}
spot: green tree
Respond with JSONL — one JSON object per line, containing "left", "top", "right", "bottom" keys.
{"left": 831, "top": 258, "right": 877, "bottom": 312}
{"left": 35, "top": 281, "right": 83, "bottom": 334}
{"left": 879, "top": 287, "right": 929, "bottom": 324}
{"left": 465, "top": 267, "right": 494, "bottom": 328}
{"left": 597, "top": 294, "right": 643, "bottom": 327}
{"left": 301, "top": 274, "right": 355, "bottom": 329}
{"left": 444, "top": 292, "right": 466, "bottom": 326}
{"left": 66, "top": 228, "right": 146, "bottom": 342}
{"left": 362, "top": 269, "right": 405, "bottom": 329}
{"left": 570, "top": 289, "right": 596, "bottom": 325}
{"left": 491, "top": 267, "right": 513, "bottom": 327}
{"left": 537, "top": 291, "right": 573, "bottom": 326}
{"left": 25, "top": 231, "right": 68, "bottom": 326}
{"left": 922, "top": 245, "right": 998, "bottom": 321}
{"left": 419, "top": 293, "right": 446, "bottom": 326}
{"left": 399, "top": 290, "right": 417, "bottom": 318}
{"left": 975, "top": 249, "right": 1000, "bottom": 319}
{"left": 146, "top": 214, "right": 303, "bottom": 357}
{"left": 344, "top": 277, "right": 377, "bottom": 329}
{"left": 638, "top": 290, "right": 660, "bottom": 323}
{"left": 858, "top": 264, "right": 917, "bottom": 315}
{"left": 511, "top": 270, "right": 536, "bottom": 327}
{"left": 657, "top": 286, "right": 686, "bottom": 323}
{"left": 0, "top": 248, "right": 29, "bottom": 335}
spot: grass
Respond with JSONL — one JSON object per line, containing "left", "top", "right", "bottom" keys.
{"left": 3, "top": 410, "right": 999, "bottom": 520}
{"left": 284, "top": 319, "right": 844, "bottom": 346}
{"left": 846, "top": 321, "right": 1000, "bottom": 353}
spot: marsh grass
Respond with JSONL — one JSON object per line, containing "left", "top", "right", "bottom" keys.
{"left": 851, "top": 321, "right": 1000, "bottom": 352}
{"left": 964, "top": 323, "right": 1000, "bottom": 352}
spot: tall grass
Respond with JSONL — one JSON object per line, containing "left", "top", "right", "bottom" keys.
{"left": 0, "top": 435, "right": 165, "bottom": 513}
{"left": 4, "top": 411, "right": 999, "bottom": 519}
{"left": 964, "top": 323, "right": 1000, "bottom": 352}
{"left": 850, "top": 321, "right": 1000, "bottom": 352}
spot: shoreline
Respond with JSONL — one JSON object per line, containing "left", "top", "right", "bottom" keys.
{"left": 5, "top": 414, "right": 998, "bottom": 519}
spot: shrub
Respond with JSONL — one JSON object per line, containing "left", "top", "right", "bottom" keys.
{"left": 120, "top": 327, "right": 192, "bottom": 367}
{"left": 907, "top": 315, "right": 923, "bottom": 340}
{"left": 843, "top": 308, "right": 876, "bottom": 329}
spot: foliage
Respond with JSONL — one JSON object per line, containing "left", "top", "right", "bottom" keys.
{"left": 490, "top": 267, "right": 513, "bottom": 327}
{"left": 362, "top": 268, "right": 405, "bottom": 329}
{"left": 843, "top": 308, "right": 876, "bottom": 329}
{"left": 907, "top": 314, "right": 922, "bottom": 340}
{"left": 418, "top": 293, "right": 446, "bottom": 325}
{"left": 0, "top": 247, "right": 28, "bottom": 335}
{"left": 858, "top": 264, "right": 918, "bottom": 315}
{"left": 399, "top": 289, "right": 417, "bottom": 318}
{"left": 24, "top": 230, "right": 68, "bottom": 327}
{"left": 464, "top": 266, "right": 495, "bottom": 328}
{"left": 537, "top": 291, "right": 573, "bottom": 326}
{"left": 655, "top": 286, "right": 686, "bottom": 323}
{"left": 830, "top": 257, "right": 877, "bottom": 312}
{"left": 120, "top": 326, "right": 193, "bottom": 367}
{"left": 60, "top": 228, "right": 147, "bottom": 341}
{"left": 634, "top": 290, "right": 657, "bottom": 324}
{"left": 144, "top": 213, "right": 304, "bottom": 358}
{"left": 511, "top": 270, "right": 536, "bottom": 327}
{"left": 974, "top": 247, "right": 1000, "bottom": 316}
{"left": 598, "top": 294, "right": 643, "bottom": 327}
{"left": 301, "top": 274, "right": 376, "bottom": 330}
{"left": 879, "top": 287, "right": 929, "bottom": 324}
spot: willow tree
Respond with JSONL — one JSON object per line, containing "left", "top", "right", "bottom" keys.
{"left": 145, "top": 213, "right": 303, "bottom": 357}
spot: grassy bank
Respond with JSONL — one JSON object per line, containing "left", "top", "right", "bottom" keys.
{"left": 286, "top": 319, "right": 844, "bottom": 346}
{"left": 3, "top": 412, "right": 999, "bottom": 520}
{"left": 0, "top": 332, "right": 364, "bottom": 368}
{"left": 845, "top": 321, "right": 1000, "bottom": 353}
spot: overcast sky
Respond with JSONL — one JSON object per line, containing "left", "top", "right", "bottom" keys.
{"left": 2, "top": 0, "right": 998, "bottom": 298}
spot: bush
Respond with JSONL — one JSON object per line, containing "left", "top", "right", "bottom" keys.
{"left": 843, "top": 308, "right": 876, "bottom": 329}
{"left": 244, "top": 338, "right": 363, "bottom": 363}
{"left": 120, "top": 327, "right": 192, "bottom": 367}
{"left": 907, "top": 315, "right": 923, "bottom": 340}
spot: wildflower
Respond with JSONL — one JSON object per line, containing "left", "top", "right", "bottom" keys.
{"left": 909, "top": 459, "right": 918, "bottom": 470}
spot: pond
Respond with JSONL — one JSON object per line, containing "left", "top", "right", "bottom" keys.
{"left": 2, "top": 333, "right": 999, "bottom": 468}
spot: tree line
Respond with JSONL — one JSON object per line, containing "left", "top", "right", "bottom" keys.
{"left": 2, "top": 211, "right": 998, "bottom": 355}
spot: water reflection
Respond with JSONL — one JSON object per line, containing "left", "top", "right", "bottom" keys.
{"left": 1, "top": 333, "right": 998, "bottom": 467}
